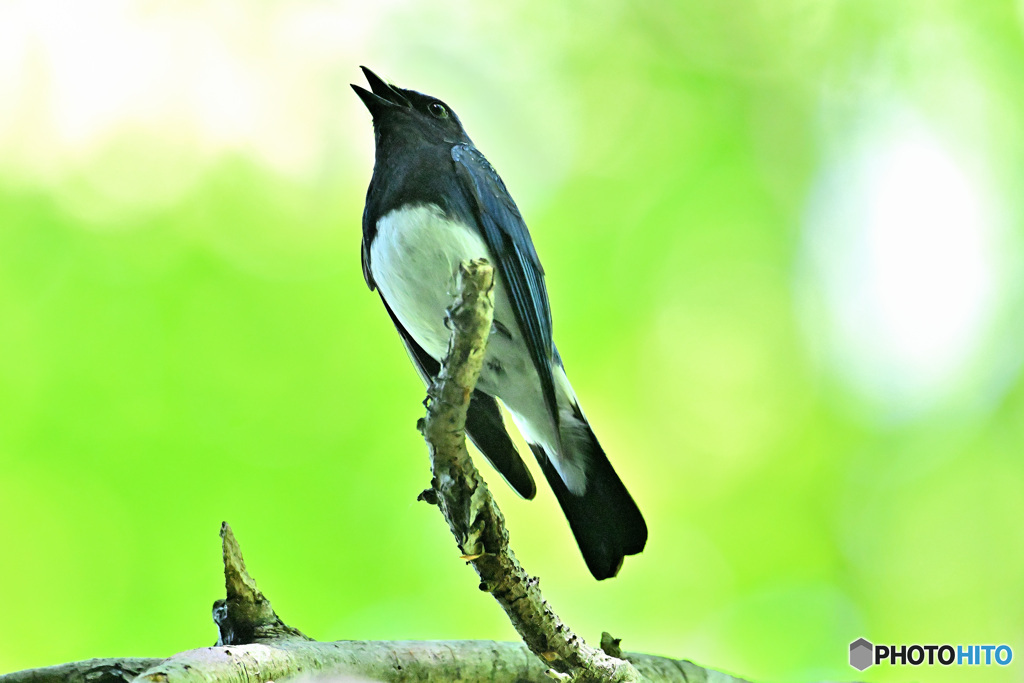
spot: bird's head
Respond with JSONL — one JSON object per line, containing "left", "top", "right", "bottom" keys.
{"left": 351, "top": 67, "right": 471, "bottom": 148}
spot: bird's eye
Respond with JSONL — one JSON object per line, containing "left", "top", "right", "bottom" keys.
{"left": 428, "top": 102, "right": 448, "bottom": 119}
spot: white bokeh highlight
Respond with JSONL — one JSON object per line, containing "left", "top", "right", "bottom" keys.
{"left": 0, "top": 0, "right": 575, "bottom": 227}
{"left": 0, "top": 0, "right": 375, "bottom": 179}
{"left": 800, "top": 107, "right": 1006, "bottom": 418}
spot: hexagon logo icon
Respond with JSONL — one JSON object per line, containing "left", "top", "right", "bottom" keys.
{"left": 850, "top": 638, "right": 874, "bottom": 671}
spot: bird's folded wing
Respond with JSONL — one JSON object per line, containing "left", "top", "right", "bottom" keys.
{"left": 361, "top": 203, "right": 376, "bottom": 289}
{"left": 451, "top": 144, "right": 558, "bottom": 426}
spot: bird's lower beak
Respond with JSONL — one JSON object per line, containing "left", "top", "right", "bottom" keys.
{"left": 351, "top": 83, "right": 390, "bottom": 114}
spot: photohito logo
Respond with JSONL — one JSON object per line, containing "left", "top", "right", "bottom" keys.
{"left": 849, "top": 638, "right": 1013, "bottom": 671}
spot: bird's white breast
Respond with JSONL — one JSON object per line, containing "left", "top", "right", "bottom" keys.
{"left": 370, "top": 204, "right": 492, "bottom": 359}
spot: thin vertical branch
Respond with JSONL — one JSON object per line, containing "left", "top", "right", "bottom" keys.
{"left": 419, "top": 259, "right": 642, "bottom": 682}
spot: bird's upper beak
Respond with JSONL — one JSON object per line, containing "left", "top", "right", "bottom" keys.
{"left": 351, "top": 66, "right": 409, "bottom": 115}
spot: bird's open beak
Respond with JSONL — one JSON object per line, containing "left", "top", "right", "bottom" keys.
{"left": 351, "top": 66, "right": 409, "bottom": 114}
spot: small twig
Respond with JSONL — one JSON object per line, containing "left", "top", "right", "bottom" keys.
{"left": 418, "top": 259, "right": 643, "bottom": 683}
{"left": 128, "top": 524, "right": 312, "bottom": 683}
{"left": 214, "top": 522, "right": 309, "bottom": 646}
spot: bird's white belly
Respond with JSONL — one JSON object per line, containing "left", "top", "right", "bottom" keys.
{"left": 370, "top": 204, "right": 493, "bottom": 359}
{"left": 370, "top": 204, "right": 576, "bottom": 483}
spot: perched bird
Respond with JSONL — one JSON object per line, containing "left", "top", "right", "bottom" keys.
{"left": 352, "top": 67, "right": 646, "bottom": 580}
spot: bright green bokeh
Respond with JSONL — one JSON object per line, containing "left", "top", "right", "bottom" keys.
{"left": 2, "top": 2, "right": 1023, "bottom": 682}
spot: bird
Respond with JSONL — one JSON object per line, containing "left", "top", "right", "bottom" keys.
{"left": 351, "top": 67, "right": 647, "bottom": 580}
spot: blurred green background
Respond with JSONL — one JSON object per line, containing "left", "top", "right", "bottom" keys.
{"left": 2, "top": 1, "right": 1023, "bottom": 681}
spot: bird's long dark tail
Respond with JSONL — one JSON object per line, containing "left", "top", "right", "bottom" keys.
{"left": 529, "top": 419, "right": 647, "bottom": 580}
